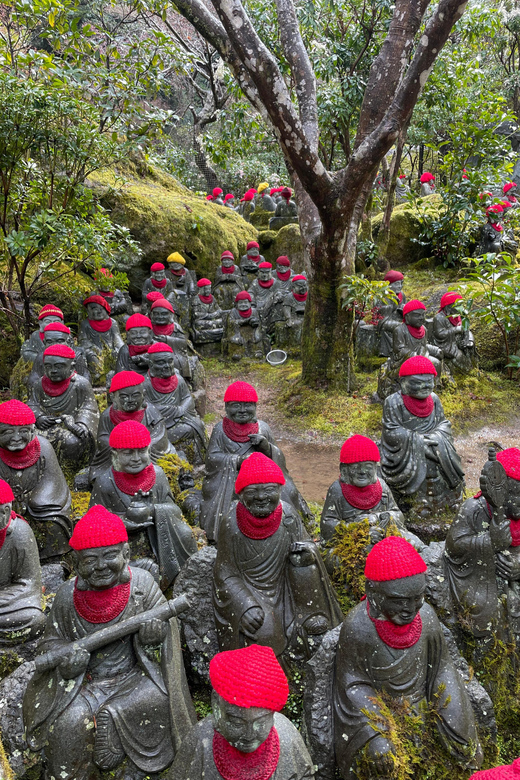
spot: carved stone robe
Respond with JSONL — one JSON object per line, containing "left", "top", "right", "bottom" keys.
{"left": 20, "top": 330, "right": 45, "bottom": 364}
{"left": 115, "top": 344, "right": 150, "bottom": 376}
{"left": 387, "top": 322, "right": 440, "bottom": 378}
{"left": 213, "top": 267, "right": 245, "bottom": 311}
{"left": 0, "top": 514, "right": 44, "bottom": 641}
{"left": 432, "top": 312, "right": 475, "bottom": 374}
{"left": 78, "top": 318, "right": 123, "bottom": 382}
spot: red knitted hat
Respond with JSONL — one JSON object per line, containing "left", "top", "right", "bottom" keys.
{"left": 148, "top": 342, "right": 174, "bottom": 354}
{"left": 496, "top": 448, "right": 520, "bottom": 481}
{"left": 503, "top": 182, "right": 517, "bottom": 194}
{"left": 402, "top": 299, "right": 426, "bottom": 316}
{"left": 110, "top": 371, "right": 145, "bottom": 393}
{"left": 0, "top": 400, "right": 36, "bottom": 426}
{"left": 151, "top": 262, "right": 165, "bottom": 272}
{"left": 399, "top": 356, "right": 437, "bottom": 377}
{"left": 221, "top": 250, "right": 234, "bottom": 260}
{"left": 281, "top": 187, "right": 292, "bottom": 199}
{"left": 487, "top": 204, "right": 504, "bottom": 215}
{"left": 83, "top": 295, "right": 110, "bottom": 313}
{"left": 109, "top": 420, "right": 151, "bottom": 449}
{"left": 210, "top": 645, "right": 289, "bottom": 710}
{"left": 469, "top": 758, "right": 520, "bottom": 780}
{"left": 292, "top": 274, "right": 307, "bottom": 282}
{"left": 43, "top": 322, "right": 71, "bottom": 335}
{"left": 243, "top": 192, "right": 254, "bottom": 202}
{"left": 235, "top": 452, "right": 285, "bottom": 494}
{"left": 440, "top": 291, "right": 463, "bottom": 308}
{"left": 340, "top": 435, "right": 380, "bottom": 464}
{"left": 235, "top": 291, "right": 252, "bottom": 302}
{"left": 70, "top": 505, "right": 128, "bottom": 551}
{"left": 365, "top": 536, "right": 427, "bottom": 581}
{"left": 43, "top": 344, "right": 76, "bottom": 360}
{"left": 197, "top": 278, "right": 211, "bottom": 288}
{"left": 420, "top": 172, "right": 435, "bottom": 183}
{"left": 151, "top": 299, "right": 174, "bottom": 313}
{"left": 384, "top": 270, "right": 404, "bottom": 283}
{"left": 224, "top": 381, "right": 258, "bottom": 403}
{"left": 146, "top": 291, "right": 165, "bottom": 303}
{"left": 247, "top": 241, "right": 259, "bottom": 250}
{"left": 213, "top": 187, "right": 223, "bottom": 197}
{"left": 276, "top": 256, "right": 290, "bottom": 266}
{"left": 258, "top": 262, "right": 272, "bottom": 269}
{"left": 206, "top": 195, "right": 214, "bottom": 201}
{"left": 223, "top": 194, "right": 234, "bottom": 203}
{"left": 126, "top": 313, "right": 152, "bottom": 331}
{"left": 38, "top": 304, "right": 64, "bottom": 321}
{"left": 501, "top": 201, "right": 513, "bottom": 210}
{"left": 0, "top": 479, "right": 14, "bottom": 504}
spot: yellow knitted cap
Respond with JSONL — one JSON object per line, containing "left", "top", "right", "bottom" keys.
{"left": 257, "top": 182, "right": 269, "bottom": 193}
{"left": 167, "top": 252, "right": 186, "bottom": 265}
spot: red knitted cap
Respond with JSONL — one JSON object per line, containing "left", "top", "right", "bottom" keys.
{"left": 38, "top": 304, "right": 64, "bottom": 321}
{"left": 420, "top": 172, "right": 435, "bottom": 183}
{"left": 109, "top": 420, "right": 151, "bottom": 449}
{"left": 365, "top": 536, "right": 427, "bottom": 581}
{"left": 501, "top": 200, "right": 513, "bottom": 210}
{"left": 224, "top": 381, "right": 258, "bottom": 403}
{"left": 276, "top": 256, "right": 290, "bottom": 266}
{"left": 43, "top": 345, "right": 75, "bottom": 360}
{"left": 210, "top": 645, "right": 289, "bottom": 710}
{"left": 469, "top": 758, "right": 520, "bottom": 780}
{"left": 340, "top": 435, "right": 380, "bottom": 464}
{"left": 43, "top": 322, "right": 71, "bottom": 335}
{"left": 258, "top": 262, "right": 272, "bottom": 269}
{"left": 440, "top": 291, "right": 463, "bottom": 308}
{"left": 70, "top": 505, "right": 128, "bottom": 550}
{"left": 213, "top": 187, "right": 223, "bottom": 197}
{"left": 221, "top": 250, "right": 234, "bottom": 260}
{"left": 83, "top": 295, "right": 110, "bottom": 313}
{"left": 281, "top": 187, "right": 292, "bottom": 198}
{"left": 0, "top": 400, "right": 36, "bottom": 426}
{"left": 146, "top": 291, "right": 165, "bottom": 302}
{"left": 206, "top": 195, "right": 214, "bottom": 201}
{"left": 235, "top": 291, "right": 252, "bottom": 302}
{"left": 223, "top": 194, "right": 234, "bottom": 203}
{"left": 399, "top": 356, "right": 437, "bottom": 377}
{"left": 496, "top": 448, "right": 520, "bottom": 481}
{"left": 292, "top": 274, "right": 307, "bottom": 282}
{"left": 235, "top": 452, "right": 285, "bottom": 494}
{"left": 247, "top": 241, "right": 260, "bottom": 250}
{"left": 197, "top": 278, "right": 211, "bottom": 288}
{"left": 151, "top": 299, "right": 174, "bottom": 313}
{"left": 126, "top": 313, "right": 152, "bottom": 331}
{"left": 487, "top": 204, "right": 504, "bottom": 215}
{"left": 384, "top": 270, "right": 404, "bottom": 283}
{"left": 148, "top": 342, "right": 174, "bottom": 354}
{"left": 0, "top": 479, "right": 14, "bottom": 504}
{"left": 110, "top": 371, "right": 145, "bottom": 393}
{"left": 151, "top": 262, "right": 164, "bottom": 271}
{"left": 402, "top": 299, "right": 426, "bottom": 316}
{"left": 503, "top": 182, "right": 517, "bottom": 194}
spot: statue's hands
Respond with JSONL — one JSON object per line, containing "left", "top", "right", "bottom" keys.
{"left": 62, "top": 417, "right": 88, "bottom": 438}
{"left": 495, "top": 551, "right": 520, "bottom": 581}
{"left": 366, "top": 735, "right": 396, "bottom": 776}
{"left": 58, "top": 647, "right": 90, "bottom": 679}
{"left": 154, "top": 334, "right": 167, "bottom": 343}
{"left": 37, "top": 415, "right": 55, "bottom": 430}
{"left": 248, "top": 434, "right": 271, "bottom": 455}
{"left": 125, "top": 491, "right": 153, "bottom": 525}
{"left": 480, "top": 461, "right": 508, "bottom": 511}
{"left": 423, "top": 435, "right": 440, "bottom": 462}
{"left": 369, "top": 525, "right": 385, "bottom": 545}
{"left": 139, "top": 618, "right": 167, "bottom": 646}
{"left": 240, "top": 606, "right": 264, "bottom": 635}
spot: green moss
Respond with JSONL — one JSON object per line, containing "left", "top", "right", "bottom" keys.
{"left": 0, "top": 649, "right": 23, "bottom": 682}
{"left": 156, "top": 452, "right": 193, "bottom": 505}
{"left": 372, "top": 196, "right": 443, "bottom": 268}
{"left": 438, "top": 372, "right": 520, "bottom": 433}
{"left": 329, "top": 519, "right": 370, "bottom": 613}
{"left": 71, "top": 491, "right": 91, "bottom": 523}
{"left": 261, "top": 223, "right": 304, "bottom": 269}
{"left": 0, "top": 735, "right": 14, "bottom": 780}
{"left": 9, "top": 357, "right": 32, "bottom": 401}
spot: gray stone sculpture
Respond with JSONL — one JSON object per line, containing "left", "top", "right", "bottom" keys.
{"left": 240, "top": 241, "right": 265, "bottom": 289}
{"left": 191, "top": 279, "right": 224, "bottom": 356}
{"left": 20, "top": 304, "right": 64, "bottom": 364}
{"left": 27, "top": 321, "right": 91, "bottom": 391}
{"left": 222, "top": 291, "right": 263, "bottom": 360}
{"left": 274, "top": 275, "right": 308, "bottom": 352}
{"left": 432, "top": 291, "right": 476, "bottom": 375}
{"left": 269, "top": 187, "right": 298, "bottom": 230}
{"left": 213, "top": 251, "right": 245, "bottom": 311}
{"left": 78, "top": 295, "right": 124, "bottom": 384}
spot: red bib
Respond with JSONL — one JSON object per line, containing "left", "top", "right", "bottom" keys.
{"left": 406, "top": 324, "right": 425, "bottom": 339}
{"left": 258, "top": 279, "right": 274, "bottom": 289}
{"left": 198, "top": 294, "right": 213, "bottom": 304}
{"left": 213, "top": 727, "right": 280, "bottom": 780}
{"left": 340, "top": 480, "right": 383, "bottom": 510}
{"left": 153, "top": 323, "right": 175, "bottom": 336}
{"left": 150, "top": 374, "right": 179, "bottom": 394}
{"left": 89, "top": 319, "right": 112, "bottom": 333}
{"left": 0, "top": 438, "right": 41, "bottom": 470}
{"left": 276, "top": 269, "right": 291, "bottom": 282}
{"left": 448, "top": 315, "right": 462, "bottom": 327}
{"left": 236, "top": 502, "right": 282, "bottom": 540}
{"left": 73, "top": 573, "right": 131, "bottom": 624}
{"left": 112, "top": 464, "right": 156, "bottom": 495}
{"left": 128, "top": 344, "right": 149, "bottom": 357}
{"left": 293, "top": 292, "right": 307, "bottom": 302}
{"left": 367, "top": 602, "right": 423, "bottom": 649}
{"left": 41, "top": 373, "right": 75, "bottom": 397}
{"left": 222, "top": 265, "right": 236, "bottom": 274}
{"left": 402, "top": 394, "right": 434, "bottom": 418}
{"left": 151, "top": 278, "right": 167, "bottom": 289}
{"left": 222, "top": 417, "right": 259, "bottom": 443}
{"left": 238, "top": 308, "right": 253, "bottom": 319}
{"left": 109, "top": 406, "right": 145, "bottom": 426}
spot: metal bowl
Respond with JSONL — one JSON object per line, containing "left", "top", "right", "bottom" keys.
{"left": 266, "top": 349, "right": 287, "bottom": 366}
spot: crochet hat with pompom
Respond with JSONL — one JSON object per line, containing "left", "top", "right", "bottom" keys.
{"left": 209, "top": 644, "right": 289, "bottom": 710}
{"left": 365, "top": 536, "right": 427, "bottom": 581}
{"left": 70, "top": 505, "right": 128, "bottom": 550}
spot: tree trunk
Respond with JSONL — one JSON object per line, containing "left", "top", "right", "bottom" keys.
{"left": 193, "top": 126, "right": 220, "bottom": 192}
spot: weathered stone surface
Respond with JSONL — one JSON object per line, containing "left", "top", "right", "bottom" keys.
{"left": 259, "top": 224, "right": 304, "bottom": 270}
{"left": 372, "top": 197, "right": 442, "bottom": 267}
{"left": 0, "top": 661, "right": 39, "bottom": 779}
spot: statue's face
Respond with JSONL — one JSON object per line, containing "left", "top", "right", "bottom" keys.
{"left": 443, "top": 303, "right": 458, "bottom": 316}
{"left": 74, "top": 543, "right": 130, "bottom": 591}
{"left": 0, "top": 423, "right": 35, "bottom": 451}
{"left": 112, "top": 445, "right": 151, "bottom": 474}
{"left": 199, "top": 284, "right": 212, "bottom": 296}
{"left": 405, "top": 309, "right": 425, "bottom": 328}
{"left": 367, "top": 573, "right": 426, "bottom": 626}
{"left": 506, "top": 477, "right": 520, "bottom": 521}
{"left": 239, "top": 482, "right": 282, "bottom": 517}
{"left": 237, "top": 299, "right": 251, "bottom": 312}
{"left": 150, "top": 307, "right": 173, "bottom": 326}
{"left": 39, "top": 315, "right": 61, "bottom": 332}
{"left": 340, "top": 461, "right": 378, "bottom": 487}
{"left": 212, "top": 692, "right": 274, "bottom": 753}
{"left": 86, "top": 303, "right": 108, "bottom": 321}
{"left": 222, "top": 257, "right": 234, "bottom": 268}
{"left": 112, "top": 386, "right": 144, "bottom": 412}
{"left": 258, "top": 268, "right": 272, "bottom": 282}
{"left": 247, "top": 248, "right": 260, "bottom": 259}
{"left": 225, "top": 401, "right": 257, "bottom": 424}
{"left": 276, "top": 262, "right": 290, "bottom": 274}
{"left": 43, "top": 355, "right": 74, "bottom": 383}
{"left": 127, "top": 326, "right": 152, "bottom": 346}
{"left": 389, "top": 280, "right": 403, "bottom": 293}
{"left": 151, "top": 269, "right": 166, "bottom": 281}
{"left": 0, "top": 502, "right": 12, "bottom": 531}
{"left": 292, "top": 279, "right": 308, "bottom": 295}
{"left": 149, "top": 353, "right": 175, "bottom": 378}
{"left": 400, "top": 373, "right": 434, "bottom": 399}
{"left": 43, "top": 332, "right": 68, "bottom": 348}
{"left": 171, "top": 262, "right": 184, "bottom": 272}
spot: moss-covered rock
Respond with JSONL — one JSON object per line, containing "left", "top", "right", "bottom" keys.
{"left": 260, "top": 223, "right": 304, "bottom": 268}
{"left": 372, "top": 196, "right": 443, "bottom": 267}
{"left": 88, "top": 164, "right": 258, "bottom": 295}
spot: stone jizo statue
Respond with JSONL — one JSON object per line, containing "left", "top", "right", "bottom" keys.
{"left": 432, "top": 291, "right": 475, "bottom": 375}
{"left": 249, "top": 261, "right": 283, "bottom": 337}
{"left": 223, "top": 193, "right": 235, "bottom": 208}
{"left": 92, "top": 267, "right": 131, "bottom": 318}
{"left": 167, "top": 252, "right": 196, "bottom": 297}
{"left": 141, "top": 262, "right": 176, "bottom": 305}
{"left": 213, "top": 250, "right": 245, "bottom": 311}
{"left": 269, "top": 187, "right": 298, "bottom": 230}
{"left": 21, "top": 303, "right": 64, "bottom": 364}
{"left": 395, "top": 174, "right": 409, "bottom": 202}
{"left": 478, "top": 204, "right": 505, "bottom": 256}
{"left": 503, "top": 181, "right": 518, "bottom": 205}
{"left": 23, "top": 505, "right": 196, "bottom": 780}
{"left": 420, "top": 171, "right": 435, "bottom": 197}
{"left": 377, "top": 269, "right": 406, "bottom": 357}
{"left": 334, "top": 536, "right": 482, "bottom": 778}
{"left": 222, "top": 291, "right": 263, "bottom": 360}
{"left": 236, "top": 190, "right": 256, "bottom": 222}
{"left": 28, "top": 321, "right": 91, "bottom": 391}
{"left": 191, "top": 279, "right": 224, "bottom": 355}
{"left": 212, "top": 187, "right": 224, "bottom": 205}
{"left": 170, "top": 644, "right": 315, "bottom": 780}
{"left": 274, "top": 275, "right": 308, "bottom": 350}
{"left": 116, "top": 313, "right": 154, "bottom": 376}
{"left": 78, "top": 295, "right": 123, "bottom": 384}
{"left": 149, "top": 298, "right": 191, "bottom": 381}
{"left": 274, "top": 255, "right": 294, "bottom": 292}
{"left": 240, "top": 241, "right": 265, "bottom": 290}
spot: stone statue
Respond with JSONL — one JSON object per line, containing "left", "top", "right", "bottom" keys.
{"left": 166, "top": 252, "right": 196, "bottom": 297}
{"left": 115, "top": 312, "right": 154, "bottom": 376}
{"left": 445, "top": 447, "right": 520, "bottom": 640}
{"left": 213, "top": 250, "right": 245, "bottom": 311}
{"left": 190, "top": 279, "right": 224, "bottom": 356}
{"left": 0, "top": 479, "right": 45, "bottom": 643}
{"left": 377, "top": 270, "right": 406, "bottom": 357}
{"left": 89, "top": 370, "right": 173, "bottom": 482}
{"left": 248, "top": 262, "right": 283, "bottom": 339}
{"left": 269, "top": 187, "right": 298, "bottom": 230}
{"left": 28, "top": 345, "right": 99, "bottom": 472}
{"left": 212, "top": 187, "right": 224, "bottom": 205}
{"left": 236, "top": 190, "right": 256, "bottom": 222}
{"left": 257, "top": 184, "right": 277, "bottom": 212}
{"left": 141, "top": 262, "right": 177, "bottom": 305}
{"left": 274, "top": 255, "right": 294, "bottom": 292}
{"left": 78, "top": 295, "right": 124, "bottom": 384}
{"left": 222, "top": 291, "right": 263, "bottom": 360}
{"left": 0, "top": 400, "right": 71, "bottom": 561}
{"left": 334, "top": 536, "right": 482, "bottom": 779}
{"left": 478, "top": 204, "right": 505, "bottom": 255}
{"left": 223, "top": 193, "right": 235, "bottom": 208}
{"left": 240, "top": 241, "right": 265, "bottom": 290}
{"left": 419, "top": 171, "right": 435, "bottom": 197}
{"left": 274, "top": 275, "right": 308, "bottom": 351}
{"left": 213, "top": 452, "right": 343, "bottom": 662}
{"left": 395, "top": 174, "right": 409, "bottom": 202}
{"left": 144, "top": 342, "right": 207, "bottom": 467}
{"left": 503, "top": 181, "right": 518, "bottom": 206}
{"left": 90, "top": 421, "right": 197, "bottom": 589}
{"left": 432, "top": 291, "right": 475, "bottom": 375}
{"left": 28, "top": 321, "right": 91, "bottom": 391}
{"left": 21, "top": 304, "right": 64, "bottom": 364}
{"left": 92, "top": 267, "right": 132, "bottom": 318}
{"left": 23, "top": 505, "right": 196, "bottom": 780}
{"left": 199, "top": 381, "right": 311, "bottom": 542}
{"left": 170, "top": 644, "right": 315, "bottom": 780}
{"left": 380, "top": 356, "right": 464, "bottom": 516}
{"left": 149, "top": 298, "right": 191, "bottom": 380}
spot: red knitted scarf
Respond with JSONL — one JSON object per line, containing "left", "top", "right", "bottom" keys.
{"left": 198, "top": 294, "right": 213, "bottom": 304}
{"left": 341, "top": 479, "right": 383, "bottom": 510}
{"left": 367, "top": 602, "right": 423, "bottom": 649}
{"left": 41, "top": 372, "right": 75, "bottom": 397}
{"left": 402, "top": 394, "right": 434, "bottom": 417}
{"left": 39, "top": 332, "right": 45, "bottom": 341}
{"left": 406, "top": 324, "right": 425, "bottom": 339}
{"left": 236, "top": 502, "right": 283, "bottom": 540}
{"left": 153, "top": 323, "right": 175, "bottom": 336}
{"left": 238, "top": 308, "right": 253, "bottom": 319}
{"left": 73, "top": 573, "right": 132, "bottom": 624}
{"left": 0, "top": 438, "right": 41, "bottom": 470}
{"left": 222, "top": 417, "right": 259, "bottom": 443}
{"left": 112, "top": 463, "right": 156, "bottom": 495}
{"left": 128, "top": 344, "right": 150, "bottom": 357}
{"left": 474, "top": 492, "right": 520, "bottom": 548}
{"left": 150, "top": 374, "right": 178, "bottom": 394}
{"left": 151, "top": 278, "right": 167, "bottom": 289}
{"left": 397, "top": 292, "right": 403, "bottom": 303}
{"left": 448, "top": 315, "right": 462, "bottom": 327}
{"left": 109, "top": 406, "right": 145, "bottom": 426}
{"left": 258, "top": 279, "right": 274, "bottom": 289}
{"left": 213, "top": 728, "right": 280, "bottom": 780}
{"left": 171, "top": 267, "right": 186, "bottom": 276}
{"left": 222, "top": 265, "right": 236, "bottom": 274}
{"left": 99, "top": 290, "right": 114, "bottom": 300}
{"left": 293, "top": 292, "right": 308, "bottom": 302}
{"left": 276, "top": 269, "right": 291, "bottom": 282}
{"left": 89, "top": 318, "right": 112, "bottom": 333}
{"left": 0, "top": 513, "right": 13, "bottom": 550}
{"left": 491, "top": 223, "right": 503, "bottom": 232}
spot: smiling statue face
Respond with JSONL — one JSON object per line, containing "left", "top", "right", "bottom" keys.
{"left": 222, "top": 257, "right": 234, "bottom": 268}
{"left": 39, "top": 315, "right": 61, "bottom": 332}
{"left": 292, "top": 279, "right": 308, "bottom": 295}
{"left": 276, "top": 262, "right": 290, "bottom": 274}
{"left": 367, "top": 573, "right": 426, "bottom": 626}
{"left": 111, "top": 446, "right": 151, "bottom": 474}
{"left": 74, "top": 543, "right": 130, "bottom": 591}
{"left": 86, "top": 303, "right": 108, "bottom": 321}
{"left": 340, "top": 461, "right": 378, "bottom": 487}
{"left": 127, "top": 327, "right": 152, "bottom": 346}
{"left": 389, "top": 280, "right": 403, "bottom": 294}
{"left": 400, "top": 373, "right": 435, "bottom": 400}
{"left": 150, "top": 307, "right": 173, "bottom": 326}
{"left": 0, "top": 424, "right": 35, "bottom": 451}
{"left": 43, "top": 331, "right": 69, "bottom": 348}
{"left": 112, "top": 386, "right": 144, "bottom": 412}
{"left": 258, "top": 268, "right": 272, "bottom": 282}
{"left": 151, "top": 269, "right": 166, "bottom": 282}
{"left": 237, "top": 299, "right": 251, "bottom": 312}
{"left": 239, "top": 482, "right": 282, "bottom": 518}
{"left": 225, "top": 401, "right": 257, "bottom": 424}
{"left": 247, "top": 248, "right": 260, "bottom": 260}
{"left": 405, "top": 309, "right": 425, "bottom": 328}
{"left": 212, "top": 691, "right": 274, "bottom": 753}
{"left": 43, "top": 355, "right": 74, "bottom": 383}
{"left": 149, "top": 353, "right": 175, "bottom": 378}
{"left": 199, "top": 284, "right": 212, "bottom": 297}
